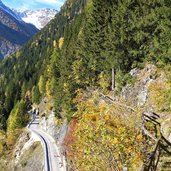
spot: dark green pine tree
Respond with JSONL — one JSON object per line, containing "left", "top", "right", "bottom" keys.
{"left": 32, "top": 86, "right": 41, "bottom": 104}
{"left": 75, "top": 0, "right": 113, "bottom": 86}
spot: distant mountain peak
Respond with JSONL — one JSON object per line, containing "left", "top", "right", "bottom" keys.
{"left": 13, "top": 8, "right": 58, "bottom": 30}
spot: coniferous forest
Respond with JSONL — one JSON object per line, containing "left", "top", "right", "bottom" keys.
{"left": 0, "top": 0, "right": 171, "bottom": 170}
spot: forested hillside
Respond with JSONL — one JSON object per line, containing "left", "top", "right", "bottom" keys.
{"left": 0, "top": 0, "right": 171, "bottom": 170}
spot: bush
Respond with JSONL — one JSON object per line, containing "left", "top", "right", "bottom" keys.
{"left": 66, "top": 91, "right": 144, "bottom": 170}
{"left": 116, "top": 71, "right": 135, "bottom": 93}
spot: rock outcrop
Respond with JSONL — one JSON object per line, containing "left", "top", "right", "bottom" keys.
{"left": 10, "top": 130, "right": 44, "bottom": 171}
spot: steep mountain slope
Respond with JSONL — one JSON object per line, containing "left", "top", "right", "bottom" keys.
{"left": 13, "top": 8, "right": 58, "bottom": 30}
{"left": 0, "top": 0, "right": 22, "bottom": 21}
{"left": 0, "top": 0, "right": 84, "bottom": 129}
{"left": 0, "top": 0, "right": 38, "bottom": 58}
{"left": 0, "top": 0, "right": 170, "bottom": 170}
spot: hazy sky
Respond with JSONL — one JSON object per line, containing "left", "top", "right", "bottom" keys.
{"left": 2, "top": 0, "right": 65, "bottom": 10}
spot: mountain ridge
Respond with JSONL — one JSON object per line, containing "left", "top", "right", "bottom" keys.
{"left": 0, "top": 0, "right": 22, "bottom": 21}
{"left": 0, "top": 0, "right": 38, "bottom": 58}
{"left": 13, "top": 8, "right": 58, "bottom": 29}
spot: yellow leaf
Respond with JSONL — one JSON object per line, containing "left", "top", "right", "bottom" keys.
{"left": 59, "top": 37, "right": 64, "bottom": 49}
{"left": 112, "top": 138, "right": 119, "bottom": 144}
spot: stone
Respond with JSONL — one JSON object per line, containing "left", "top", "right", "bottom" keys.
{"left": 168, "top": 133, "right": 171, "bottom": 143}
{"left": 137, "top": 89, "right": 148, "bottom": 107}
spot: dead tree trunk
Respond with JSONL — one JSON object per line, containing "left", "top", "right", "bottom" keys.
{"left": 112, "top": 68, "right": 115, "bottom": 100}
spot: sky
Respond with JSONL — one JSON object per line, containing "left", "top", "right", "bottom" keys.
{"left": 2, "top": 0, "right": 65, "bottom": 10}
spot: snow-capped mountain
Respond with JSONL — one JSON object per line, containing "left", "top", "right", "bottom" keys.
{"left": 0, "top": 0, "right": 38, "bottom": 58}
{"left": 13, "top": 8, "right": 58, "bottom": 30}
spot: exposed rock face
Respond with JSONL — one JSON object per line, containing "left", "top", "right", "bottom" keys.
{"left": 121, "top": 64, "right": 171, "bottom": 137}
{"left": 13, "top": 131, "right": 31, "bottom": 165}
{"left": 39, "top": 112, "right": 68, "bottom": 145}
{"left": 121, "top": 64, "right": 171, "bottom": 169}
{"left": 39, "top": 112, "right": 59, "bottom": 139}
{"left": 58, "top": 120, "right": 68, "bottom": 145}
{"left": 38, "top": 97, "right": 68, "bottom": 146}
{"left": 10, "top": 130, "right": 44, "bottom": 171}
{"left": 121, "top": 64, "right": 157, "bottom": 108}
{"left": 14, "top": 142, "right": 44, "bottom": 171}
{"left": 137, "top": 89, "right": 148, "bottom": 107}
{"left": 37, "top": 110, "right": 68, "bottom": 170}
{"left": 121, "top": 63, "right": 170, "bottom": 120}
{"left": 168, "top": 134, "right": 171, "bottom": 143}
{"left": 0, "top": 38, "right": 20, "bottom": 58}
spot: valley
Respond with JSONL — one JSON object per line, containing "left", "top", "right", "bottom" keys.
{"left": 0, "top": 0, "right": 38, "bottom": 58}
{"left": 0, "top": 0, "right": 171, "bottom": 170}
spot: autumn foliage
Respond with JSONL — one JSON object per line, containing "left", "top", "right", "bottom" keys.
{"left": 65, "top": 90, "right": 144, "bottom": 170}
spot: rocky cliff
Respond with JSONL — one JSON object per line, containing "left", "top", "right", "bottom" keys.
{"left": 121, "top": 64, "right": 171, "bottom": 138}
{"left": 121, "top": 64, "right": 171, "bottom": 170}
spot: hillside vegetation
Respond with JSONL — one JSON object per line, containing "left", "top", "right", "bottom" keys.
{"left": 0, "top": 0, "right": 171, "bottom": 170}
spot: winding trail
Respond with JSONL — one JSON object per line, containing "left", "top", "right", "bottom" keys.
{"left": 28, "top": 115, "right": 67, "bottom": 171}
